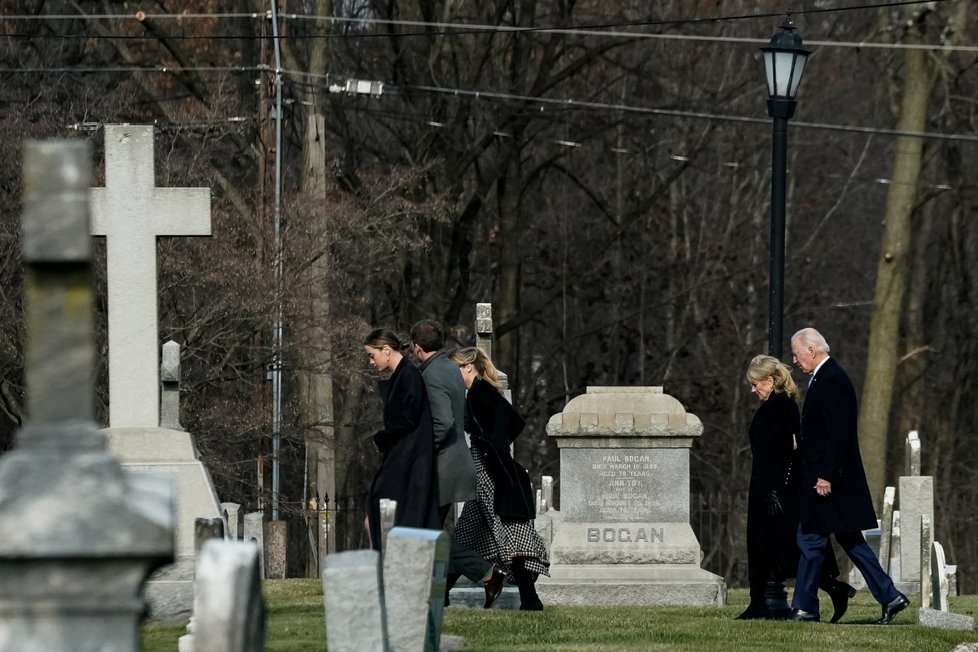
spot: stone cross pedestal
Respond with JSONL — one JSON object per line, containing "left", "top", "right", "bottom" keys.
{"left": 88, "top": 125, "right": 224, "bottom": 621}
{"left": 538, "top": 386, "right": 726, "bottom": 606}
{"left": 0, "top": 139, "right": 174, "bottom": 649}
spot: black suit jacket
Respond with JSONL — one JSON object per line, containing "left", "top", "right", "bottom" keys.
{"left": 796, "top": 357, "right": 877, "bottom": 534}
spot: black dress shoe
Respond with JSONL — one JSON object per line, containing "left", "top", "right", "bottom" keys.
{"left": 873, "top": 593, "right": 910, "bottom": 625}
{"left": 828, "top": 582, "right": 857, "bottom": 623}
{"left": 483, "top": 568, "right": 506, "bottom": 609}
{"left": 787, "top": 609, "right": 819, "bottom": 622}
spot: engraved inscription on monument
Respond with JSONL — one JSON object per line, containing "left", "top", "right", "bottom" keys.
{"left": 561, "top": 447, "right": 689, "bottom": 524}
{"left": 588, "top": 454, "right": 658, "bottom": 521}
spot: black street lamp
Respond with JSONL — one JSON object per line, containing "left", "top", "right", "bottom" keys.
{"left": 761, "top": 17, "right": 811, "bottom": 359}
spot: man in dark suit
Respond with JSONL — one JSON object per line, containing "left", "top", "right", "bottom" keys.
{"left": 787, "top": 327, "right": 909, "bottom": 624}
{"left": 411, "top": 320, "right": 505, "bottom": 608}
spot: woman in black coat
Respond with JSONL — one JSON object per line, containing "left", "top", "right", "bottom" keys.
{"left": 450, "top": 347, "right": 549, "bottom": 611}
{"left": 363, "top": 329, "right": 440, "bottom": 550}
{"left": 740, "top": 355, "right": 851, "bottom": 620}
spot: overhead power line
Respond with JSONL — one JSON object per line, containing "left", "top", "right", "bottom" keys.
{"left": 282, "top": 69, "right": 978, "bottom": 145}
{"left": 3, "top": 0, "right": 967, "bottom": 52}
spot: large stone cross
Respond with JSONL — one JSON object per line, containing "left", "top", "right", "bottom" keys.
{"left": 90, "top": 125, "right": 211, "bottom": 428}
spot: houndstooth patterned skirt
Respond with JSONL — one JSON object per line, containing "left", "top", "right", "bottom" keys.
{"left": 452, "top": 445, "right": 550, "bottom": 581}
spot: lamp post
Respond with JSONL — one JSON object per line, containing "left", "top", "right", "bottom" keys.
{"left": 762, "top": 17, "right": 811, "bottom": 359}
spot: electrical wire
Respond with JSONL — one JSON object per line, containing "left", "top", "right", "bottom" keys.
{"left": 281, "top": 69, "right": 978, "bottom": 144}
{"left": 3, "top": 0, "right": 969, "bottom": 52}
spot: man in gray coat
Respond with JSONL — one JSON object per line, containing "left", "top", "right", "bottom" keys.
{"left": 411, "top": 320, "right": 505, "bottom": 608}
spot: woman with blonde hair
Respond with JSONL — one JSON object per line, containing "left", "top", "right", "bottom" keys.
{"left": 450, "top": 346, "right": 549, "bottom": 611}
{"left": 739, "top": 355, "right": 852, "bottom": 620}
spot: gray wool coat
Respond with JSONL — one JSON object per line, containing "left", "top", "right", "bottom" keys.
{"left": 418, "top": 349, "right": 477, "bottom": 506}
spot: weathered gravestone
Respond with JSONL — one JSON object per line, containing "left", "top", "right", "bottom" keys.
{"left": 0, "top": 139, "right": 174, "bottom": 649}
{"left": 323, "top": 550, "right": 389, "bottom": 652}
{"left": 322, "top": 500, "right": 452, "bottom": 652}
{"left": 538, "top": 387, "right": 726, "bottom": 606}
{"left": 244, "top": 511, "right": 266, "bottom": 579}
{"left": 897, "top": 431, "right": 933, "bottom": 594}
{"left": 878, "top": 486, "right": 896, "bottom": 572}
{"left": 179, "top": 539, "right": 265, "bottom": 652}
{"left": 382, "top": 527, "right": 450, "bottom": 652}
{"left": 222, "top": 502, "right": 243, "bottom": 540}
{"left": 89, "top": 124, "right": 224, "bottom": 619}
{"left": 920, "top": 514, "right": 934, "bottom": 609}
{"left": 266, "top": 520, "right": 288, "bottom": 579}
{"left": 161, "top": 339, "right": 184, "bottom": 430}
{"left": 918, "top": 536, "right": 976, "bottom": 630}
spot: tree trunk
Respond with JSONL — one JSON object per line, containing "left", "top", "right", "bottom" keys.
{"left": 495, "top": 145, "right": 523, "bottom": 383}
{"left": 294, "top": 1, "right": 336, "bottom": 574}
{"left": 858, "top": 10, "right": 935, "bottom": 506}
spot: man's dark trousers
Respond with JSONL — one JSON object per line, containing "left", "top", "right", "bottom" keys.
{"left": 793, "top": 527, "right": 901, "bottom": 613}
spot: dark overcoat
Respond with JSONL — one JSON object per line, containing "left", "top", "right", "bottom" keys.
{"left": 465, "top": 379, "right": 535, "bottom": 521}
{"left": 367, "top": 358, "right": 441, "bottom": 550}
{"left": 796, "top": 357, "right": 878, "bottom": 535}
{"left": 418, "top": 350, "right": 477, "bottom": 506}
{"left": 747, "top": 390, "right": 801, "bottom": 581}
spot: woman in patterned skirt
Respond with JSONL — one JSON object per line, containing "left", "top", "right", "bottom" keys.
{"left": 450, "top": 346, "right": 549, "bottom": 611}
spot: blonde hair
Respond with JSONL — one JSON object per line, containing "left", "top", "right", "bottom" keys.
{"left": 746, "top": 354, "right": 799, "bottom": 401}
{"left": 450, "top": 346, "right": 503, "bottom": 392}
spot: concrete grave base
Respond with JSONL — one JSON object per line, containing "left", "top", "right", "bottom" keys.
{"left": 918, "top": 607, "right": 976, "bottom": 631}
{"left": 536, "top": 564, "right": 726, "bottom": 606}
{"left": 143, "top": 557, "right": 195, "bottom": 623}
{"left": 105, "top": 427, "right": 222, "bottom": 559}
{"left": 446, "top": 586, "right": 520, "bottom": 610}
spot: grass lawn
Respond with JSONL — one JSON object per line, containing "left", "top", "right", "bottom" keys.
{"left": 142, "top": 580, "right": 978, "bottom": 651}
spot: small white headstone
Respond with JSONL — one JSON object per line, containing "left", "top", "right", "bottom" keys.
{"left": 920, "top": 514, "right": 933, "bottom": 609}
{"left": 322, "top": 550, "right": 388, "bottom": 652}
{"left": 542, "top": 476, "right": 554, "bottom": 513}
{"left": 243, "top": 512, "right": 265, "bottom": 579}
{"left": 222, "top": 502, "right": 242, "bottom": 540}
{"left": 192, "top": 540, "right": 265, "bottom": 652}
{"left": 878, "top": 486, "right": 896, "bottom": 572}
{"left": 382, "top": 527, "right": 449, "bottom": 652}
{"left": 379, "top": 498, "right": 397, "bottom": 554}
{"left": 891, "top": 509, "right": 903, "bottom": 582}
{"left": 931, "top": 541, "right": 950, "bottom": 611}
{"left": 906, "top": 431, "right": 921, "bottom": 476}
{"left": 899, "top": 475, "right": 934, "bottom": 591}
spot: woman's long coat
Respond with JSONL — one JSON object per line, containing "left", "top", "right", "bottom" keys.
{"left": 465, "top": 378, "right": 535, "bottom": 521}
{"left": 367, "top": 358, "right": 441, "bottom": 550}
{"left": 747, "top": 390, "right": 802, "bottom": 580}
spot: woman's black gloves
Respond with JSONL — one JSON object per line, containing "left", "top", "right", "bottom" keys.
{"left": 765, "top": 490, "right": 783, "bottom": 519}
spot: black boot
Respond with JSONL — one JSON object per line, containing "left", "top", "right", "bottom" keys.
{"left": 735, "top": 581, "right": 767, "bottom": 620}
{"left": 512, "top": 557, "right": 543, "bottom": 611}
{"left": 444, "top": 572, "right": 461, "bottom": 607}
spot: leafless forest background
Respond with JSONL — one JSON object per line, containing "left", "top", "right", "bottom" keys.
{"left": 1, "top": 1, "right": 977, "bottom": 589}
